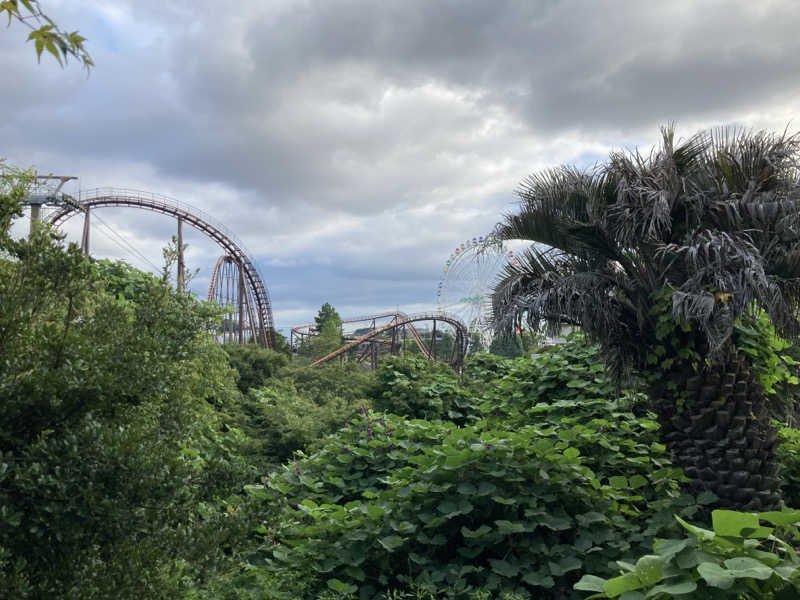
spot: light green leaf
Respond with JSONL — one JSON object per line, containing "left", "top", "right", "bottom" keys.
{"left": 604, "top": 572, "right": 645, "bottom": 597}
{"left": 712, "top": 510, "right": 772, "bottom": 539}
{"left": 327, "top": 578, "right": 357, "bottom": 594}
{"left": 461, "top": 524, "right": 492, "bottom": 538}
{"left": 573, "top": 574, "right": 606, "bottom": 592}
{"left": 645, "top": 577, "right": 696, "bottom": 597}
{"left": 609, "top": 475, "right": 628, "bottom": 489}
{"left": 722, "top": 557, "right": 773, "bottom": 580}
{"left": 377, "top": 535, "right": 404, "bottom": 551}
{"left": 697, "top": 563, "right": 735, "bottom": 589}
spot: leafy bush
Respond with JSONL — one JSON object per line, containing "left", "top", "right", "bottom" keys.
{"left": 575, "top": 509, "right": 800, "bottom": 599}
{"left": 286, "top": 362, "right": 375, "bottom": 406}
{"left": 372, "top": 354, "right": 471, "bottom": 422}
{"left": 246, "top": 399, "right": 700, "bottom": 599}
{"left": 0, "top": 187, "right": 249, "bottom": 599}
{"left": 224, "top": 343, "right": 289, "bottom": 393}
{"left": 776, "top": 426, "right": 800, "bottom": 507}
{"left": 243, "top": 379, "right": 366, "bottom": 465}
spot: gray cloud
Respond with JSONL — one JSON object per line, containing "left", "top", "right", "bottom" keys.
{"left": 4, "top": 0, "right": 800, "bottom": 329}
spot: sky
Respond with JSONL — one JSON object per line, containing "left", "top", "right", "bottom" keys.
{"left": 3, "top": 0, "right": 800, "bottom": 335}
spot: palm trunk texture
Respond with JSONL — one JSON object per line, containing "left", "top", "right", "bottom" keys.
{"left": 651, "top": 349, "right": 781, "bottom": 511}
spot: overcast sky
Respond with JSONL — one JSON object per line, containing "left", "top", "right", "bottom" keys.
{"left": 3, "top": 0, "right": 799, "bottom": 333}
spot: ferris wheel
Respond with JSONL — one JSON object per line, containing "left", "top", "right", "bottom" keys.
{"left": 436, "top": 234, "right": 523, "bottom": 350}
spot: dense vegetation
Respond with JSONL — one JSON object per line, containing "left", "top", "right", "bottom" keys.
{"left": 492, "top": 127, "right": 800, "bottom": 511}
{"left": 6, "top": 128, "right": 800, "bottom": 599}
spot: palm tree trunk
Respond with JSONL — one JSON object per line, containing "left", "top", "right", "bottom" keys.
{"left": 651, "top": 348, "right": 781, "bottom": 511}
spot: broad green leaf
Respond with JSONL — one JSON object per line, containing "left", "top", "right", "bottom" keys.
{"left": 573, "top": 574, "right": 606, "bottom": 592}
{"left": 723, "top": 557, "right": 773, "bottom": 579}
{"left": 461, "top": 524, "right": 492, "bottom": 538}
{"left": 609, "top": 475, "right": 628, "bottom": 489}
{"left": 523, "top": 570, "right": 555, "bottom": 588}
{"left": 327, "top": 578, "right": 357, "bottom": 594}
{"left": 645, "top": 577, "right": 696, "bottom": 597}
{"left": 549, "top": 556, "right": 581, "bottom": 576}
{"left": 604, "top": 572, "right": 645, "bottom": 597}
{"left": 758, "top": 509, "right": 800, "bottom": 526}
{"left": 675, "top": 515, "right": 715, "bottom": 541}
{"left": 697, "top": 562, "right": 735, "bottom": 589}
{"left": 494, "top": 520, "right": 526, "bottom": 534}
{"left": 488, "top": 558, "right": 519, "bottom": 577}
{"left": 712, "top": 510, "right": 772, "bottom": 539}
{"left": 653, "top": 538, "right": 691, "bottom": 559}
{"left": 377, "top": 535, "right": 404, "bottom": 551}
{"left": 634, "top": 555, "right": 664, "bottom": 587}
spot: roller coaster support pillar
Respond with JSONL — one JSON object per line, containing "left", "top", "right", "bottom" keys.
{"left": 431, "top": 320, "right": 437, "bottom": 360}
{"left": 176, "top": 217, "right": 185, "bottom": 290}
{"left": 29, "top": 202, "right": 41, "bottom": 233}
{"left": 238, "top": 260, "right": 245, "bottom": 344}
{"left": 81, "top": 208, "right": 90, "bottom": 256}
{"left": 391, "top": 325, "right": 398, "bottom": 355}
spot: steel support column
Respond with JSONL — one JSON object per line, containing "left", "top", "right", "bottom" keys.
{"left": 80, "top": 208, "right": 90, "bottom": 255}
{"left": 177, "top": 216, "right": 185, "bottom": 290}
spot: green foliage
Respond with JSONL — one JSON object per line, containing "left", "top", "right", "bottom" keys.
{"left": 373, "top": 354, "right": 471, "bottom": 422}
{"left": 224, "top": 343, "right": 289, "bottom": 393}
{"left": 286, "top": 362, "right": 376, "bottom": 407}
{"left": 733, "top": 310, "right": 799, "bottom": 397}
{"left": 248, "top": 408, "right": 691, "bottom": 599}
{"left": 316, "top": 302, "right": 343, "bottom": 331}
{"left": 218, "top": 362, "right": 374, "bottom": 468}
{"left": 776, "top": 426, "right": 800, "bottom": 508}
{"left": 1, "top": 0, "right": 92, "bottom": 69}
{"left": 0, "top": 177, "right": 250, "bottom": 597}
{"left": 575, "top": 509, "right": 800, "bottom": 599}
{"left": 487, "top": 330, "right": 541, "bottom": 358}
{"left": 240, "top": 339, "right": 709, "bottom": 599}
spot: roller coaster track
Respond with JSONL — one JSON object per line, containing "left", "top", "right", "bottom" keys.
{"left": 291, "top": 311, "right": 432, "bottom": 359}
{"left": 46, "top": 188, "right": 276, "bottom": 348}
{"left": 310, "top": 312, "right": 468, "bottom": 368}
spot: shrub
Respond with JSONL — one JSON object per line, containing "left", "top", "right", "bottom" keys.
{"left": 372, "top": 354, "right": 471, "bottom": 422}
{"left": 246, "top": 403, "right": 698, "bottom": 599}
{"left": 224, "top": 344, "right": 289, "bottom": 393}
{"left": 575, "top": 509, "right": 800, "bottom": 599}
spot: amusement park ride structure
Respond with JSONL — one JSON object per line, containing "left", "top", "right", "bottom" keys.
{"left": 24, "top": 177, "right": 277, "bottom": 349}
{"left": 24, "top": 176, "right": 472, "bottom": 369}
{"left": 291, "top": 311, "right": 469, "bottom": 369}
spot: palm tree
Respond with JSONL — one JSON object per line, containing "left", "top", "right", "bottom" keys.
{"left": 492, "top": 126, "right": 800, "bottom": 510}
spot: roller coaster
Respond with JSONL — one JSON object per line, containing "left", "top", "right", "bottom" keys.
{"left": 26, "top": 181, "right": 276, "bottom": 349}
{"left": 25, "top": 179, "right": 471, "bottom": 367}
{"left": 292, "top": 311, "right": 468, "bottom": 369}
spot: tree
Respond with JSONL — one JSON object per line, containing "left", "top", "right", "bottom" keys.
{"left": 0, "top": 169, "right": 248, "bottom": 597}
{"left": 2, "top": 0, "right": 92, "bottom": 70}
{"left": 297, "top": 303, "right": 344, "bottom": 361}
{"left": 492, "top": 126, "right": 800, "bottom": 510}
{"left": 314, "top": 301, "right": 342, "bottom": 332}
{"left": 224, "top": 343, "right": 288, "bottom": 393}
